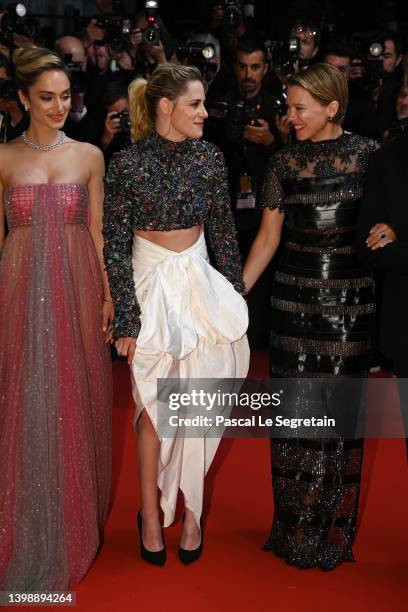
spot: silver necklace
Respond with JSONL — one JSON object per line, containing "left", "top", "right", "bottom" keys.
{"left": 22, "top": 130, "right": 66, "bottom": 151}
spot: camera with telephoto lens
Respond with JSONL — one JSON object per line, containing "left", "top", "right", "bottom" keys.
{"left": 176, "top": 42, "right": 216, "bottom": 66}
{"left": 0, "top": 3, "right": 38, "bottom": 47}
{"left": 96, "top": 14, "right": 131, "bottom": 54}
{"left": 223, "top": 0, "right": 242, "bottom": 28}
{"left": 112, "top": 110, "right": 131, "bottom": 135}
{"left": 209, "top": 98, "right": 262, "bottom": 140}
{"left": 269, "top": 37, "right": 300, "bottom": 76}
{"left": 350, "top": 36, "right": 387, "bottom": 92}
{"left": 139, "top": 0, "right": 160, "bottom": 46}
{"left": 64, "top": 54, "right": 89, "bottom": 94}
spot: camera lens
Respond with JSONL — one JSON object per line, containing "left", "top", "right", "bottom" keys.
{"left": 369, "top": 42, "right": 383, "bottom": 58}
{"left": 143, "top": 27, "right": 159, "bottom": 45}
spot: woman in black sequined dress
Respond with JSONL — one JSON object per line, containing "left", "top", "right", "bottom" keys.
{"left": 244, "top": 64, "right": 378, "bottom": 570}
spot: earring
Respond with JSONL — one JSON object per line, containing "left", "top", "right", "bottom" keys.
{"left": 25, "top": 105, "right": 30, "bottom": 112}
{"left": 328, "top": 115, "right": 333, "bottom": 122}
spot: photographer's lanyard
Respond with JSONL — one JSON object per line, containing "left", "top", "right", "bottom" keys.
{"left": 236, "top": 139, "right": 256, "bottom": 210}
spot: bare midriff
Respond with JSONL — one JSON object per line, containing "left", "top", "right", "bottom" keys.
{"left": 134, "top": 224, "right": 204, "bottom": 253}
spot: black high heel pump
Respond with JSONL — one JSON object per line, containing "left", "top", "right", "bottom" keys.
{"left": 137, "top": 511, "right": 166, "bottom": 566}
{"left": 179, "top": 514, "right": 203, "bottom": 565}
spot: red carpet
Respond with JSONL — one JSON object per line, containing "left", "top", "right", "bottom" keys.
{"left": 70, "top": 354, "right": 407, "bottom": 611}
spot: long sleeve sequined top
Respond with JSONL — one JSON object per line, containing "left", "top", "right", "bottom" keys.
{"left": 103, "top": 131, "right": 245, "bottom": 339}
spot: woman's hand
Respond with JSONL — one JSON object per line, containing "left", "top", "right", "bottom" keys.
{"left": 366, "top": 223, "right": 397, "bottom": 250}
{"left": 102, "top": 300, "right": 114, "bottom": 343}
{"left": 114, "top": 337, "right": 136, "bottom": 364}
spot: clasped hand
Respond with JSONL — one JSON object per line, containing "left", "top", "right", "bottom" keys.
{"left": 114, "top": 337, "right": 137, "bottom": 364}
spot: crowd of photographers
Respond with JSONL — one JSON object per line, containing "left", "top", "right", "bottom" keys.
{"left": 1, "top": 0, "right": 408, "bottom": 350}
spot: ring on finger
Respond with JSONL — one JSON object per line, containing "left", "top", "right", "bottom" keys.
{"left": 378, "top": 231, "right": 386, "bottom": 240}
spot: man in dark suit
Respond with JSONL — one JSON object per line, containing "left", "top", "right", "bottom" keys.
{"left": 356, "top": 132, "right": 408, "bottom": 457}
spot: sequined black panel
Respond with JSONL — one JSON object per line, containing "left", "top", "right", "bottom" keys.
{"left": 260, "top": 133, "right": 378, "bottom": 570}
{"left": 103, "top": 131, "right": 245, "bottom": 338}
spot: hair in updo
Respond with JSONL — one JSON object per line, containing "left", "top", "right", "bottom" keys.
{"left": 128, "top": 63, "right": 203, "bottom": 142}
{"left": 288, "top": 63, "right": 348, "bottom": 125}
{"left": 13, "top": 46, "right": 71, "bottom": 96}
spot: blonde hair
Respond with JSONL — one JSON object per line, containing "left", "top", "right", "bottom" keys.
{"left": 288, "top": 63, "right": 348, "bottom": 124}
{"left": 13, "top": 46, "right": 70, "bottom": 96}
{"left": 128, "top": 63, "right": 203, "bottom": 142}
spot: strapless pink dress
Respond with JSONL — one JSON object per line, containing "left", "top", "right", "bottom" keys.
{"left": 0, "top": 184, "right": 112, "bottom": 590}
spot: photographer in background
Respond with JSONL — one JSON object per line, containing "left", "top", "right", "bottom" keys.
{"left": 127, "top": 8, "right": 171, "bottom": 78}
{"left": 383, "top": 79, "right": 408, "bottom": 140}
{"left": 290, "top": 19, "right": 320, "bottom": 68}
{"left": 206, "top": 37, "right": 281, "bottom": 348}
{"left": 322, "top": 44, "right": 372, "bottom": 136}
{"left": 98, "top": 78, "right": 131, "bottom": 163}
{"left": 0, "top": 52, "right": 26, "bottom": 142}
{"left": 347, "top": 33, "right": 403, "bottom": 140}
{"left": 54, "top": 35, "right": 100, "bottom": 144}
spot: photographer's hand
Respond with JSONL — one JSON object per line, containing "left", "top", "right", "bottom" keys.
{"left": 116, "top": 51, "right": 134, "bottom": 71}
{"left": 243, "top": 119, "right": 275, "bottom": 145}
{"left": 129, "top": 28, "right": 143, "bottom": 53}
{"left": 101, "top": 111, "right": 121, "bottom": 150}
{"left": 145, "top": 40, "right": 167, "bottom": 65}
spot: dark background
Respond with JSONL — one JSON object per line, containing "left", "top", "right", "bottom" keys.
{"left": 20, "top": 1, "right": 408, "bottom": 36}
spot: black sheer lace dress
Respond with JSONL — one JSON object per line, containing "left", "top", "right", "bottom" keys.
{"left": 260, "top": 132, "right": 378, "bottom": 570}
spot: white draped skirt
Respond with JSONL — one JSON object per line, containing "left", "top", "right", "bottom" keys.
{"left": 130, "top": 232, "right": 249, "bottom": 527}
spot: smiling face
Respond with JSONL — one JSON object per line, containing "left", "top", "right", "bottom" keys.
{"left": 287, "top": 85, "right": 339, "bottom": 141}
{"left": 19, "top": 69, "right": 71, "bottom": 130}
{"left": 161, "top": 80, "right": 208, "bottom": 141}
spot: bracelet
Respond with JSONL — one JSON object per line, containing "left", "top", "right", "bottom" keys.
{"left": 104, "top": 298, "right": 113, "bottom": 303}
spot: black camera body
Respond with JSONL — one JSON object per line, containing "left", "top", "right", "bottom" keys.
{"left": 112, "top": 110, "right": 131, "bottom": 134}
{"left": 0, "top": 3, "right": 38, "bottom": 47}
{"left": 176, "top": 42, "right": 215, "bottom": 65}
{"left": 350, "top": 35, "right": 387, "bottom": 92}
{"left": 64, "top": 54, "right": 89, "bottom": 94}
{"left": 223, "top": 0, "right": 242, "bottom": 28}
{"left": 143, "top": 0, "right": 160, "bottom": 46}
{"left": 210, "top": 98, "right": 262, "bottom": 140}
{"left": 269, "top": 38, "right": 300, "bottom": 77}
{"left": 96, "top": 14, "right": 131, "bottom": 54}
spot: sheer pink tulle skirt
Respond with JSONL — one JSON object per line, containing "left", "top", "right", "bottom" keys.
{"left": 0, "top": 184, "right": 112, "bottom": 590}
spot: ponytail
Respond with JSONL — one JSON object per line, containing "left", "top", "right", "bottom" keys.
{"left": 128, "top": 78, "right": 154, "bottom": 142}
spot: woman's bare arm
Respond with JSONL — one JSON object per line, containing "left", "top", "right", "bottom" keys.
{"left": 243, "top": 207, "right": 285, "bottom": 293}
{"left": 86, "top": 144, "right": 114, "bottom": 340}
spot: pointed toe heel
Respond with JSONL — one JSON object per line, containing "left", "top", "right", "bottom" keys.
{"left": 179, "top": 515, "right": 203, "bottom": 565}
{"left": 137, "top": 511, "right": 166, "bottom": 566}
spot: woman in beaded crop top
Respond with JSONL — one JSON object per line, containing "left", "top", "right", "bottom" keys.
{"left": 103, "top": 63, "right": 249, "bottom": 566}
{"left": 243, "top": 64, "right": 378, "bottom": 571}
{"left": 0, "top": 47, "right": 112, "bottom": 590}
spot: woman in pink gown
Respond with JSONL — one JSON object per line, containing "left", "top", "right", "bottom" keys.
{"left": 0, "top": 48, "right": 112, "bottom": 590}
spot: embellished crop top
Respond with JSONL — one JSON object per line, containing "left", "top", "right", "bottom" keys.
{"left": 103, "top": 131, "right": 245, "bottom": 339}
